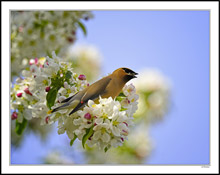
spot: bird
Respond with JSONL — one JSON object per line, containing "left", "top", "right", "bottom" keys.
{"left": 49, "top": 67, "right": 138, "bottom": 116}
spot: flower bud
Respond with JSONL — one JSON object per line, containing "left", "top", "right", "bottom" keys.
{"left": 29, "top": 59, "right": 35, "bottom": 65}
{"left": 17, "top": 92, "right": 22, "bottom": 97}
{"left": 67, "top": 37, "right": 74, "bottom": 43}
{"left": 45, "top": 116, "right": 50, "bottom": 124}
{"left": 45, "top": 86, "right": 50, "bottom": 92}
{"left": 24, "top": 88, "right": 32, "bottom": 96}
{"left": 35, "top": 58, "right": 38, "bottom": 65}
{"left": 84, "top": 113, "right": 91, "bottom": 120}
{"left": 78, "top": 74, "right": 86, "bottom": 80}
{"left": 64, "top": 82, "right": 69, "bottom": 89}
{"left": 11, "top": 112, "right": 18, "bottom": 120}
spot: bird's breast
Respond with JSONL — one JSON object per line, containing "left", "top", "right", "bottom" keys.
{"left": 101, "top": 78, "right": 125, "bottom": 99}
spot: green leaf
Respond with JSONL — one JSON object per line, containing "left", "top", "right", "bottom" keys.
{"left": 118, "top": 92, "right": 126, "bottom": 97}
{"left": 41, "top": 20, "right": 49, "bottom": 27}
{"left": 115, "top": 92, "right": 126, "bottom": 101}
{"left": 46, "top": 87, "right": 58, "bottom": 109}
{"left": 15, "top": 118, "right": 27, "bottom": 135}
{"left": 50, "top": 71, "right": 65, "bottom": 89}
{"left": 33, "top": 21, "right": 41, "bottom": 29}
{"left": 82, "top": 126, "right": 94, "bottom": 149}
{"left": 65, "top": 71, "right": 72, "bottom": 80}
{"left": 77, "top": 20, "right": 87, "bottom": 36}
{"left": 120, "top": 107, "right": 127, "bottom": 111}
{"left": 115, "top": 96, "right": 125, "bottom": 102}
{"left": 70, "top": 134, "right": 77, "bottom": 146}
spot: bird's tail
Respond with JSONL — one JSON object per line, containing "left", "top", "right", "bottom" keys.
{"left": 47, "top": 99, "right": 80, "bottom": 115}
{"left": 47, "top": 103, "right": 70, "bottom": 114}
{"left": 51, "top": 107, "right": 61, "bottom": 113}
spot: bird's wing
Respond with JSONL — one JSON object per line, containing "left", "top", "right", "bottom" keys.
{"left": 69, "top": 77, "right": 112, "bottom": 115}
{"left": 81, "top": 77, "right": 112, "bottom": 102}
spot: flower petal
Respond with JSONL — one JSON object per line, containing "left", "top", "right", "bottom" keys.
{"left": 101, "top": 132, "right": 110, "bottom": 143}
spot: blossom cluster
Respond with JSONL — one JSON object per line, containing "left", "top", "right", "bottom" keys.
{"left": 10, "top": 52, "right": 88, "bottom": 126}
{"left": 85, "top": 125, "right": 152, "bottom": 164}
{"left": 52, "top": 84, "right": 138, "bottom": 151}
{"left": 10, "top": 52, "right": 139, "bottom": 151}
{"left": 11, "top": 11, "right": 93, "bottom": 77}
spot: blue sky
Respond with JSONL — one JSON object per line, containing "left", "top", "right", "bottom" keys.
{"left": 11, "top": 10, "right": 210, "bottom": 164}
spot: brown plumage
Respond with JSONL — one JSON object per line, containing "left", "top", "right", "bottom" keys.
{"left": 51, "top": 67, "right": 138, "bottom": 115}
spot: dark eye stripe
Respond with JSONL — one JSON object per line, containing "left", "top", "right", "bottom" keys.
{"left": 122, "top": 68, "right": 135, "bottom": 74}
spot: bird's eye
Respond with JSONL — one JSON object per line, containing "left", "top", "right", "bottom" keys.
{"left": 122, "top": 68, "right": 130, "bottom": 73}
{"left": 122, "top": 68, "right": 135, "bottom": 74}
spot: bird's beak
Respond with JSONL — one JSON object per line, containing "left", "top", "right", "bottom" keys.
{"left": 129, "top": 72, "right": 138, "bottom": 78}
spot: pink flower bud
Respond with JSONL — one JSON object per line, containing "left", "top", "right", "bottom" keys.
{"left": 67, "top": 37, "right": 74, "bottom": 43}
{"left": 29, "top": 59, "right": 35, "bottom": 65}
{"left": 45, "top": 116, "right": 50, "bottom": 124}
{"left": 84, "top": 113, "right": 91, "bottom": 120}
{"left": 94, "top": 123, "right": 97, "bottom": 126}
{"left": 45, "top": 86, "right": 50, "bottom": 92}
{"left": 17, "top": 92, "right": 22, "bottom": 97}
{"left": 78, "top": 74, "right": 86, "bottom": 80}
{"left": 121, "top": 137, "right": 124, "bottom": 142}
{"left": 35, "top": 58, "right": 38, "bottom": 65}
{"left": 24, "top": 88, "right": 32, "bottom": 96}
{"left": 11, "top": 112, "right": 18, "bottom": 120}
{"left": 46, "top": 61, "right": 49, "bottom": 66}
{"left": 87, "top": 83, "right": 90, "bottom": 87}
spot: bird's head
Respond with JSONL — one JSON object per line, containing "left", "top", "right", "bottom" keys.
{"left": 113, "top": 67, "right": 138, "bottom": 82}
